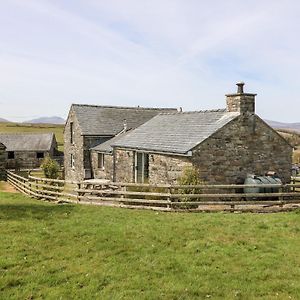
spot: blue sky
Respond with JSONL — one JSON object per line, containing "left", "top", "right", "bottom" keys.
{"left": 1, "top": 0, "right": 300, "bottom": 122}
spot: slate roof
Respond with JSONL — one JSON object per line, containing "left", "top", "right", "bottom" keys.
{"left": 0, "top": 133, "right": 55, "bottom": 151}
{"left": 72, "top": 104, "right": 176, "bottom": 136}
{"left": 91, "top": 131, "right": 132, "bottom": 154}
{"left": 113, "top": 110, "right": 240, "bottom": 155}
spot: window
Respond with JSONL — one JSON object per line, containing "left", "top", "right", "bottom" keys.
{"left": 98, "top": 153, "right": 104, "bottom": 169}
{"left": 8, "top": 151, "right": 15, "bottom": 159}
{"left": 70, "top": 154, "right": 75, "bottom": 169}
{"left": 70, "top": 122, "right": 74, "bottom": 144}
{"left": 36, "top": 152, "right": 44, "bottom": 159}
{"left": 134, "top": 152, "right": 149, "bottom": 183}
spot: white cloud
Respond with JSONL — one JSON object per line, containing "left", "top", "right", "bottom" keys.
{"left": 1, "top": 0, "right": 300, "bottom": 122}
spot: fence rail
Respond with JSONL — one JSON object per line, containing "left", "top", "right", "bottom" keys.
{"left": 6, "top": 171, "right": 300, "bottom": 212}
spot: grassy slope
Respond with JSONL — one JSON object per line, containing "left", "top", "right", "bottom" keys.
{"left": 0, "top": 192, "right": 299, "bottom": 299}
{"left": 0, "top": 122, "right": 64, "bottom": 151}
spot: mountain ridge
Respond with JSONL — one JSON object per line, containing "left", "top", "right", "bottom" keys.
{"left": 23, "top": 116, "right": 65, "bottom": 124}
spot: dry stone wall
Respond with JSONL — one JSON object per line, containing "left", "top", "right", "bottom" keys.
{"left": 114, "top": 149, "right": 134, "bottom": 182}
{"left": 0, "top": 143, "right": 6, "bottom": 180}
{"left": 91, "top": 152, "right": 114, "bottom": 180}
{"left": 5, "top": 151, "right": 50, "bottom": 169}
{"left": 191, "top": 115, "right": 292, "bottom": 184}
{"left": 149, "top": 154, "right": 192, "bottom": 184}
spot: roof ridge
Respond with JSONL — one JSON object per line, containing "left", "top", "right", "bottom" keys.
{"left": 159, "top": 108, "right": 227, "bottom": 115}
{"left": 72, "top": 104, "right": 176, "bottom": 111}
{"left": 0, "top": 132, "right": 53, "bottom": 136}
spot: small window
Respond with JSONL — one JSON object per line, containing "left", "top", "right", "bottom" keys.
{"left": 70, "top": 154, "right": 75, "bottom": 169}
{"left": 8, "top": 151, "right": 15, "bottom": 159}
{"left": 36, "top": 152, "right": 44, "bottom": 159}
{"left": 70, "top": 122, "right": 74, "bottom": 144}
{"left": 98, "top": 153, "right": 104, "bottom": 169}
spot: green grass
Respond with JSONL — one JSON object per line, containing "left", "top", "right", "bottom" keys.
{"left": 0, "top": 122, "right": 64, "bottom": 151}
{"left": 0, "top": 192, "right": 300, "bottom": 299}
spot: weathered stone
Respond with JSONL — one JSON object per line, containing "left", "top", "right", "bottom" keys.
{"left": 113, "top": 114, "right": 292, "bottom": 185}
{"left": 0, "top": 143, "right": 6, "bottom": 180}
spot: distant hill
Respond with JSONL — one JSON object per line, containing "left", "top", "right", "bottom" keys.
{"left": 0, "top": 117, "right": 10, "bottom": 123}
{"left": 23, "top": 116, "right": 65, "bottom": 124}
{"left": 265, "top": 120, "right": 300, "bottom": 132}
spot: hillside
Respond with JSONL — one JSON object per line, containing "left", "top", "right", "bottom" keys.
{"left": 0, "top": 117, "right": 10, "bottom": 123}
{"left": 0, "top": 122, "right": 64, "bottom": 151}
{"left": 265, "top": 120, "right": 300, "bottom": 132}
{"left": 24, "top": 116, "right": 65, "bottom": 124}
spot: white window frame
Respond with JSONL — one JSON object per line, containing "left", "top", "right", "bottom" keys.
{"left": 134, "top": 152, "right": 149, "bottom": 183}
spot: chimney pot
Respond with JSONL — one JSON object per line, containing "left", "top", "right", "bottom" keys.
{"left": 236, "top": 82, "right": 245, "bottom": 94}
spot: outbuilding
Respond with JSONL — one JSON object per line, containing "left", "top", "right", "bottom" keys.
{"left": 0, "top": 133, "right": 58, "bottom": 169}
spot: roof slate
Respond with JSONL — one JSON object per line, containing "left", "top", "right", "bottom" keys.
{"left": 0, "top": 142, "right": 6, "bottom": 150}
{"left": 113, "top": 110, "right": 240, "bottom": 155}
{"left": 72, "top": 104, "right": 176, "bottom": 136}
{"left": 0, "top": 133, "right": 55, "bottom": 151}
{"left": 91, "top": 131, "right": 131, "bottom": 154}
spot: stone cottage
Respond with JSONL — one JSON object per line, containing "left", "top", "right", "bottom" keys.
{"left": 109, "top": 83, "right": 293, "bottom": 184}
{"left": 0, "top": 133, "right": 58, "bottom": 169}
{"left": 0, "top": 142, "right": 6, "bottom": 180}
{"left": 64, "top": 104, "right": 176, "bottom": 181}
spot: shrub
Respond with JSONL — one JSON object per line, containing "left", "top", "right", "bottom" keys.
{"left": 178, "top": 166, "right": 202, "bottom": 195}
{"left": 41, "top": 156, "right": 60, "bottom": 179}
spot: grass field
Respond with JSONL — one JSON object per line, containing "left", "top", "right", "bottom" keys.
{"left": 0, "top": 122, "right": 64, "bottom": 151}
{"left": 0, "top": 191, "right": 300, "bottom": 299}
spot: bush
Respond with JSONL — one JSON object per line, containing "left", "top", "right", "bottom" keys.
{"left": 41, "top": 156, "right": 60, "bottom": 179}
{"left": 178, "top": 166, "right": 202, "bottom": 195}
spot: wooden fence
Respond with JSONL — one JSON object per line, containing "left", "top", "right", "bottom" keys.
{"left": 6, "top": 170, "right": 300, "bottom": 212}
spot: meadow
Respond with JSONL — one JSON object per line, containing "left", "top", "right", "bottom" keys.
{"left": 0, "top": 191, "right": 299, "bottom": 299}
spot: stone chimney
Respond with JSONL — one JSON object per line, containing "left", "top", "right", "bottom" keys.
{"left": 226, "top": 82, "right": 257, "bottom": 114}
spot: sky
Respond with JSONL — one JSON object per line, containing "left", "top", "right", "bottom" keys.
{"left": 1, "top": 0, "right": 300, "bottom": 122}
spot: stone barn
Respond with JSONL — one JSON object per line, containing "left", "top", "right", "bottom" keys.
{"left": 0, "top": 133, "right": 58, "bottom": 169}
{"left": 0, "top": 142, "right": 6, "bottom": 180}
{"left": 64, "top": 104, "right": 176, "bottom": 181}
{"left": 110, "top": 83, "right": 293, "bottom": 185}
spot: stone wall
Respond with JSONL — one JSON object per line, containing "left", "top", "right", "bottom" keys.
{"left": 91, "top": 151, "right": 114, "bottom": 180}
{"left": 149, "top": 154, "right": 192, "bottom": 184}
{"left": 114, "top": 150, "right": 191, "bottom": 184}
{"left": 5, "top": 151, "right": 51, "bottom": 169}
{"left": 191, "top": 115, "right": 292, "bottom": 184}
{"left": 0, "top": 143, "right": 6, "bottom": 180}
{"left": 64, "top": 108, "right": 84, "bottom": 181}
{"left": 114, "top": 149, "right": 134, "bottom": 182}
{"left": 114, "top": 114, "right": 292, "bottom": 185}
{"left": 83, "top": 136, "right": 111, "bottom": 170}
{"left": 64, "top": 107, "right": 113, "bottom": 181}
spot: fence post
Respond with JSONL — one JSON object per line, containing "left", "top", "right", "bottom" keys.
{"left": 167, "top": 186, "right": 172, "bottom": 209}
{"left": 77, "top": 183, "right": 81, "bottom": 203}
{"left": 293, "top": 178, "right": 296, "bottom": 193}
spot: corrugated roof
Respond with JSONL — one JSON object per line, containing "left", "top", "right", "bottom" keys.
{"left": 113, "top": 110, "right": 240, "bottom": 155}
{"left": 72, "top": 104, "right": 176, "bottom": 135}
{"left": 91, "top": 131, "right": 131, "bottom": 154}
{"left": 0, "top": 133, "right": 55, "bottom": 151}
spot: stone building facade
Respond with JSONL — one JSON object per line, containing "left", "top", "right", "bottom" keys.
{"left": 0, "top": 142, "right": 6, "bottom": 180}
{"left": 64, "top": 104, "right": 176, "bottom": 181}
{"left": 112, "top": 83, "right": 293, "bottom": 185}
{"left": 0, "top": 133, "right": 58, "bottom": 170}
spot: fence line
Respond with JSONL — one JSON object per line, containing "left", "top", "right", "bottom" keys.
{"left": 6, "top": 170, "right": 300, "bottom": 212}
